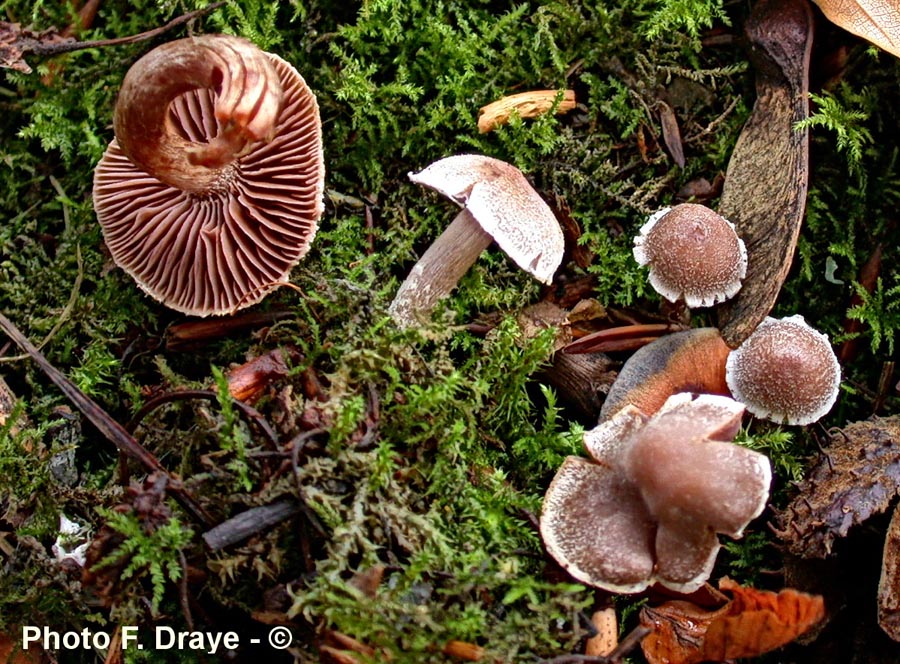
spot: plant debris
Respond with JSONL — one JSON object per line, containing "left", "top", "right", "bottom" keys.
{"left": 639, "top": 577, "right": 825, "bottom": 664}
{"left": 774, "top": 416, "right": 900, "bottom": 559}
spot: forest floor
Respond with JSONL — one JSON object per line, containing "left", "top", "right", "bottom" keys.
{"left": 0, "top": 1, "right": 898, "bottom": 663}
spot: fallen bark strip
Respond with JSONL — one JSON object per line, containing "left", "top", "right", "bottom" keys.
{"left": 714, "top": 0, "right": 814, "bottom": 348}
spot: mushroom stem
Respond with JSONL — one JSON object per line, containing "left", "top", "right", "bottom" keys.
{"left": 113, "top": 34, "right": 283, "bottom": 195}
{"left": 388, "top": 208, "right": 493, "bottom": 327}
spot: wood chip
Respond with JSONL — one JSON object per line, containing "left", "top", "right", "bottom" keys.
{"left": 477, "top": 89, "right": 576, "bottom": 133}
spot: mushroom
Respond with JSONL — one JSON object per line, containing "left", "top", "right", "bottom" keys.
{"left": 387, "top": 154, "right": 564, "bottom": 327}
{"left": 541, "top": 393, "right": 771, "bottom": 594}
{"left": 725, "top": 315, "right": 841, "bottom": 425}
{"left": 93, "top": 34, "right": 324, "bottom": 316}
{"left": 599, "top": 327, "right": 731, "bottom": 420}
{"left": 633, "top": 204, "right": 747, "bottom": 308}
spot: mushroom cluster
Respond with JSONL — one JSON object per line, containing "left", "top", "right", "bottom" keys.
{"left": 541, "top": 393, "right": 771, "bottom": 594}
{"left": 597, "top": 317, "right": 841, "bottom": 426}
{"left": 93, "top": 34, "right": 324, "bottom": 317}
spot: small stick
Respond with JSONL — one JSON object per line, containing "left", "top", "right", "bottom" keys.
{"left": 202, "top": 499, "right": 305, "bottom": 550}
{"left": 22, "top": 3, "right": 225, "bottom": 58}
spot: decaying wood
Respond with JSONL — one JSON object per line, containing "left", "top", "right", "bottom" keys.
{"left": 539, "top": 352, "right": 616, "bottom": 422}
{"left": 715, "top": 0, "right": 813, "bottom": 347}
{"left": 477, "top": 90, "right": 576, "bottom": 133}
{"left": 773, "top": 416, "right": 900, "bottom": 558}
{"left": 878, "top": 504, "right": 900, "bottom": 641}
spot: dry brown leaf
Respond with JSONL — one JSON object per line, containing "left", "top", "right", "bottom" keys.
{"left": 813, "top": 0, "right": 900, "bottom": 58}
{"left": 714, "top": 0, "right": 813, "bottom": 347}
{"left": 477, "top": 90, "right": 576, "bottom": 133}
{"left": 640, "top": 578, "right": 825, "bottom": 664}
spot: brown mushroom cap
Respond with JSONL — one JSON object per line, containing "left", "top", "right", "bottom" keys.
{"left": 598, "top": 327, "right": 731, "bottom": 420}
{"left": 408, "top": 155, "right": 564, "bottom": 284}
{"left": 633, "top": 204, "right": 747, "bottom": 308}
{"left": 93, "top": 35, "right": 324, "bottom": 317}
{"left": 540, "top": 457, "right": 656, "bottom": 593}
{"left": 542, "top": 393, "right": 771, "bottom": 594}
{"left": 725, "top": 315, "right": 841, "bottom": 425}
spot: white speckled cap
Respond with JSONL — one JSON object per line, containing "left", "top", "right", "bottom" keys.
{"left": 409, "top": 155, "right": 564, "bottom": 284}
{"left": 634, "top": 203, "right": 747, "bottom": 308}
{"left": 725, "top": 315, "right": 841, "bottom": 425}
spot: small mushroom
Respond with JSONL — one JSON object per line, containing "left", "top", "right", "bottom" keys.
{"left": 634, "top": 204, "right": 747, "bottom": 308}
{"left": 388, "top": 154, "right": 564, "bottom": 327}
{"left": 725, "top": 315, "right": 841, "bottom": 425}
{"left": 93, "top": 34, "right": 324, "bottom": 316}
{"left": 541, "top": 393, "right": 771, "bottom": 594}
{"left": 599, "top": 327, "right": 731, "bottom": 420}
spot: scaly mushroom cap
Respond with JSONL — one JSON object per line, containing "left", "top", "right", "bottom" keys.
{"left": 634, "top": 204, "right": 747, "bottom": 308}
{"left": 409, "top": 155, "right": 564, "bottom": 284}
{"left": 542, "top": 393, "right": 771, "bottom": 594}
{"left": 725, "top": 315, "right": 841, "bottom": 425}
{"left": 93, "top": 35, "right": 324, "bottom": 316}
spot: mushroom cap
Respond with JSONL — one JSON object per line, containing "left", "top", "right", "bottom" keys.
{"left": 408, "top": 155, "right": 564, "bottom": 284}
{"left": 633, "top": 204, "right": 747, "bottom": 308}
{"left": 598, "top": 327, "right": 731, "bottom": 421}
{"left": 725, "top": 315, "right": 841, "bottom": 425}
{"left": 544, "top": 393, "right": 771, "bottom": 594}
{"left": 620, "top": 393, "right": 771, "bottom": 538}
{"left": 93, "top": 45, "right": 324, "bottom": 317}
{"left": 540, "top": 456, "right": 656, "bottom": 593}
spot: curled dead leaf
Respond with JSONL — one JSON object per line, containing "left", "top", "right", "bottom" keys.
{"left": 477, "top": 90, "right": 576, "bottom": 133}
{"left": 813, "top": 0, "right": 900, "bottom": 59}
{"left": 640, "top": 578, "right": 825, "bottom": 664}
{"left": 774, "top": 416, "right": 900, "bottom": 558}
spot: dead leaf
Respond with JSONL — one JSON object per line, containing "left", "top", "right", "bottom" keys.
{"left": 813, "top": 0, "right": 900, "bottom": 59}
{"left": 879, "top": 504, "right": 900, "bottom": 640}
{"left": 640, "top": 578, "right": 825, "bottom": 664}
{"left": 658, "top": 101, "right": 685, "bottom": 168}
{"left": 714, "top": 0, "right": 813, "bottom": 347}
{"left": 774, "top": 416, "right": 900, "bottom": 558}
{"left": 477, "top": 89, "right": 576, "bottom": 133}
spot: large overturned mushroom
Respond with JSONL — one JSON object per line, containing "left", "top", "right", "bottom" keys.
{"left": 93, "top": 34, "right": 324, "bottom": 316}
{"left": 388, "top": 154, "right": 564, "bottom": 327}
{"left": 541, "top": 393, "right": 771, "bottom": 594}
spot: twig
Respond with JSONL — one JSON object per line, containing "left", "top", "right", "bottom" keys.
{"left": 127, "top": 389, "right": 280, "bottom": 450}
{"left": 202, "top": 499, "right": 307, "bottom": 550}
{"left": 22, "top": 2, "right": 225, "bottom": 58}
{"left": 0, "top": 312, "right": 213, "bottom": 527}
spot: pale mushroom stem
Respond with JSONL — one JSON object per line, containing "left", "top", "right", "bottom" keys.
{"left": 113, "top": 35, "right": 283, "bottom": 195}
{"left": 388, "top": 208, "right": 493, "bottom": 327}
